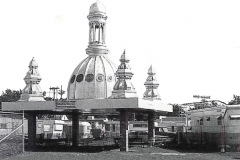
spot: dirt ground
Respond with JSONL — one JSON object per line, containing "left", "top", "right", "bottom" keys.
{"left": 3, "top": 146, "right": 240, "bottom": 160}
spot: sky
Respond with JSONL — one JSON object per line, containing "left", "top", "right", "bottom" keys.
{"left": 0, "top": 0, "right": 240, "bottom": 104}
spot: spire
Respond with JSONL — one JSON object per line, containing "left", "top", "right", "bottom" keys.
{"left": 109, "top": 50, "right": 138, "bottom": 99}
{"left": 143, "top": 65, "right": 161, "bottom": 100}
{"left": 86, "top": 1, "right": 108, "bottom": 56}
{"left": 18, "top": 57, "right": 45, "bottom": 101}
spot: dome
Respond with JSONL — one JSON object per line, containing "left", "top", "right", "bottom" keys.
{"left": 89, "top": 1, "right": 106, "bottom": 13}
{"left": 67, "top": 55, "right": 117, "bottom": 99}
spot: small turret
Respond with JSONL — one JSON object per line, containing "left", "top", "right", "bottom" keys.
{"left": 143, "top": 65, "right": 161, "bottom": 100}
{"left": 86, "top": 0, "right": 108, "bottom": 55}
{"left": 18, "top": 57, "right": 45, "bottom": 101}
{"left": 110, "top": 50, "right": 138, "bottom": 98}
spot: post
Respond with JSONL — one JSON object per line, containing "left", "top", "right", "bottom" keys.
{"left": 72, "top": 112, "right": 79, "bottom": 148}
{"left": 186, "top": 115, "right": 188, "bottom": 145}
{"left": 120, "top": 109, "right": 129, "bottom": 152}
{"left": 224, "top": 124, "right": 226, "bottom": 152}
{"left": 60, "top": 85, "right": 62, "bottom": 100}
{"left": 22, "top": 110, "right": 24, "bottom": 153}
{"left": 27, "top": 112, "right": 36, "bottom": 151}
{"left": 148, "top": 111, "right": 155, "bottom": 146}
{"left": 200, "top": 125, "right": 202, "bottom": 146}
{"left": 53, "top": 89, "right": 55, "bottom": 100}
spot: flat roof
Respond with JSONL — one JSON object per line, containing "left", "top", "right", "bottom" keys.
{"left": 2, "top": 98, "right": 172, "bottom": 113}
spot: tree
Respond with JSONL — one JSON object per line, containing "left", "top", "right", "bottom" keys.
{"left": 0, "top": 89, "right": 22, "bottom": 109}
{"left": 0, "top": 89, "right": 21, "bottom": 102}
{"left": 228, "top": 94, "right": 240, "bottom": 105}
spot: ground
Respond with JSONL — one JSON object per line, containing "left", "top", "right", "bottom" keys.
{"left": 1, "top": 137, "right": 240, "bottom": 160}
{"left": 3, "top": 146, "right": 240, "bottom": 160}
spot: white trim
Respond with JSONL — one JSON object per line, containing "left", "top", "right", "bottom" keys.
{"left": 229, "top": 115, "right": 240, "bottom": 119}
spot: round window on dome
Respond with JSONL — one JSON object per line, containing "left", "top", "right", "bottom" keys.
{"left": 96, "top": 74, "right": 104, "bottom": 82}
{"left": 85, "top": 74, "right": 94, "bottom": 82}
{"left": 107, "top": 75, "right": 113, "bottom": 82}
{"left": 76, "top": 74, "right": 84, "bottom": 82}
{"left": 70, "top": 75, "right": 76, "bottom": 83}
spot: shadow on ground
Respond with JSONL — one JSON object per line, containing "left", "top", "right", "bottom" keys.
{"left": 27, "top": 145, "right": 119, "bottom": 153}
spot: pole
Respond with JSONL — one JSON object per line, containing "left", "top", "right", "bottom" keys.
{"left": 60, "top": 85, "right": 62, "bottom": 100}
{"left": 224, "top": 124, "right": 226, "bottom": 151}
{"left": 56, "top": 88, "right": 58, "bottom": 100}
{"left": 186, "top": 114, "right": 188, "bottom": 145}
{"left": 22, "top": 110, "right": 24, "bottom": 153}
{"left": 201, "top": 125, "right": 202, "bottom": 146}
{"left": 53, "top": 89, "right": 55, "bottom": 100}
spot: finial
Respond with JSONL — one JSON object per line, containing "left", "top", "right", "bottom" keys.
{"left": 143, "top": 65, "right": 161, "bottom": 100}
{"left": 120, "top": 49, "right": 129, "bottom": 62}
{"left": 19, "top": 58, "right": 45, "bottom": 101}
{"left": 148, "top": 65, "right": 156, "bottom": 75}
{"left": 109, "top": 50, "right": 137, "bottom": 99}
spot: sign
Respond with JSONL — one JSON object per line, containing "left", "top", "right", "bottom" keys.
{"left": 193, "top": 95, "right": 211, "bottom": 99}
{"left": 44, "top": 125, "right": 51, "bottom": 132}
{"left": 56, "top": 100, "right": 76, "bottom": 108}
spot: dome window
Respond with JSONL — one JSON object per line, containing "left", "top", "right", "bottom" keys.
{"left": 85, "top": 74, "right": 94, "bottom": 82}
{"left": 96, "top": 74, "right": 104, "bottom": 82}
{"left": 107, "top": 75, "right": 113, "bottom": 82}
{"left": 70, "top": 75, "right": 76, "bottom": 83}
{"left": 76, "top": 74, "right": 84, "bottom": 83}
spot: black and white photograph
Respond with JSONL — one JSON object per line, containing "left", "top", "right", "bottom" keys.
{"left": 0, "top": 0, "right": 240, "bottom": 159}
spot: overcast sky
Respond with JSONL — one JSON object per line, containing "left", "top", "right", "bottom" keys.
{"left": 0, "top": 0, "right": 240, "bottom": 104}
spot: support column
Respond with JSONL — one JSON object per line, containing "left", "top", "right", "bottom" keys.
{"left": 28, "top": 112, "right": 36, "bottom": 151}
{"left": 102, "top": 23, "right": 106, "bottom": 44}
{"left": 120, "top": 109, "right": 129, "bottom": 152}
{"left": 93, "top": 23, "right": 96, "bottom": 43}
{"left": 98, "top": 24, "right": 101, "bottom": 43}
{"left": 148, "top": 111, "right": 155, "bottom": 146}
{"left": 89, "top": 23, "right": 92, "bottom": 43}
{"left": 72, "top": 113, "right": 79, "bottom": 148}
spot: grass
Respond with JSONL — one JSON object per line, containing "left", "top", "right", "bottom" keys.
{"left": 0, "top": 135, "right": 23, "bottom": 160}
{"left": 1, "top": 136, "right": 240, "bottom": 160}
{"left": 3, "top": 146, "right": 239, "bottom": 160}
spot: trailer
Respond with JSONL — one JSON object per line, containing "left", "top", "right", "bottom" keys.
{"left": 183, "top": 102, "right": 240, "bottom": 151}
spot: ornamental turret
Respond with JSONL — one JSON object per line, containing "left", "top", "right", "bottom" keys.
{"left": 19, "top": 57, "right": 45, "bottom": 101}
{"left": 143, "top": 65, "right": 161, "bottom": 100}
{"left": 86, "top": 0, "right": 108, "bottom": 56}
{"left": 110, "top": 50, "right": 138, "bottom": 98}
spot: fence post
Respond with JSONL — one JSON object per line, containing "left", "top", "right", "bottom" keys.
{"left": 22, "top": 110, "right": 24, "bottom": 153}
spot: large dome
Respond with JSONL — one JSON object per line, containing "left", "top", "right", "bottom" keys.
{"left": 67, "top": 55, "right": 117, "bottom": 99}
{"left": 89, "top": 1, "right": 106, "bottom": 14}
